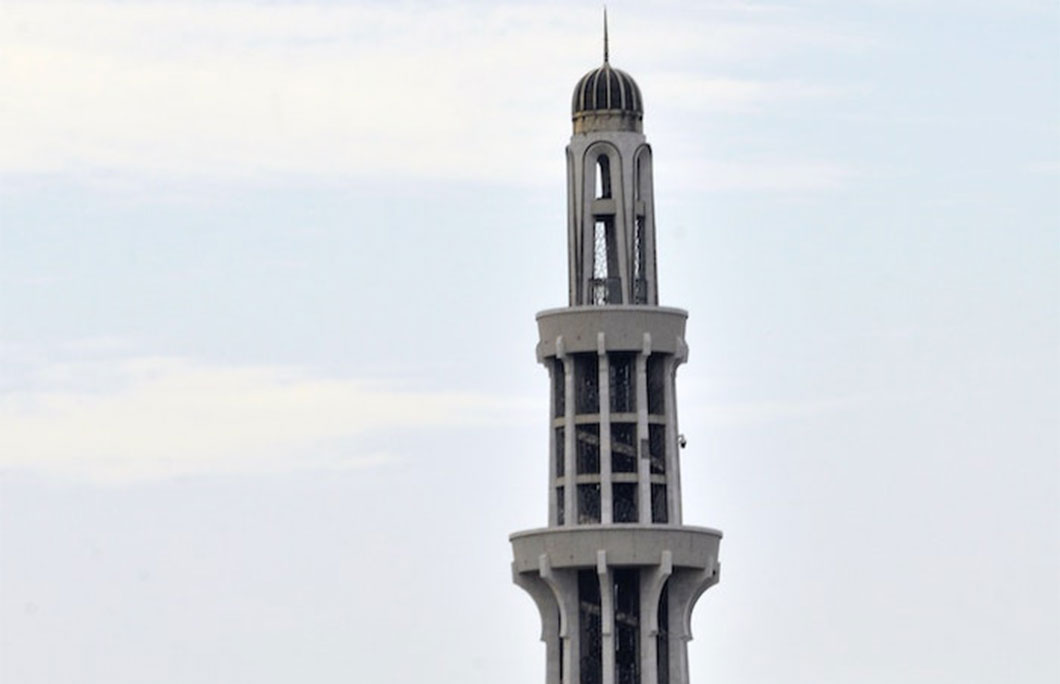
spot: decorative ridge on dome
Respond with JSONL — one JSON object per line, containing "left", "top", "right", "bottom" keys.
{"left": 571, "top": 65, "right": 642, "bottom": 115}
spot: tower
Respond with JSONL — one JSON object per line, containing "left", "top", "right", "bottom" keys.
{"left": 510, "top": 19, "right": 722, "bottom": 684}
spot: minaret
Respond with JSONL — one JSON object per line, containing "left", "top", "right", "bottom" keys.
{"left": 511, "top": 18, "right": 722, "bottom": 684}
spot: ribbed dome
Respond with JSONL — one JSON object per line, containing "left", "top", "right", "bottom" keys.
{"left": 571, "top": 62, "right": 643, "bottom": 118}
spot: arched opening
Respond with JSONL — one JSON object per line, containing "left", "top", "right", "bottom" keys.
{"left": 635, "top": 148, "right": 651, "bottom": 201}
{"left": 633, "top": 216, "right": 647, "bottom": 304}
{"left": 578, "top": 570, "right": 603, "bottom": 684}
{"left": 595, "top": 154, "right": 612, "bottom": 199}
{"left": 635, "top": 155, "right": 642, "bottom": 201}
{"left": 632, "top": 148, "right": 653, "bottom": 304}
{"left": 592, "top": 219, "right": 620, "bottom": 304}
{"left": 657, "top": 582, "right": 670, "bottom": 684}
{"left": 614, "top": 569, "right": 641, "bottom": 684}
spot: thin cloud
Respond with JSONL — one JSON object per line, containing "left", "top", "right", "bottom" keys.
{"left": 649, "top": 76, "right": 857, "bottom": 114}
{"left": 696, "top": 396, "right": 863, "bottom": 428}
{"left": 0, "top": 1, "right": 862, "bottom": 185}
{"left": 667, "top": 158, "right": 855, "bottom": 192}
{"left": 0, "top": 356, "right": 535, "bottom": 484}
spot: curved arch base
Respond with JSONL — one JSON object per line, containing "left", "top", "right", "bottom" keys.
{"left": 512, "top": 527, "right": 721, "bottom": 684}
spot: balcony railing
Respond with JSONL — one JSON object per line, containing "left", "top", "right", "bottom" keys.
{"left": 632, "top": 277, "right": 648, "bottom": 304}
{"left": 590, "top": 277, "right": 623, "bottom": 305}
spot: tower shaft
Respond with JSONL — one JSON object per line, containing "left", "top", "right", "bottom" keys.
{"left": 511, "top": 29, "right": 721, "bottom": 684}
{"left": 566, "top": 130, "right": 659, "bottom": 308}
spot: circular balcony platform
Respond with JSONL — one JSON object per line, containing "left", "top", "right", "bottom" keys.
{"left": 536, "top": 305, "right": 688, "bottom": 360}
{"left": 511, "top": 524, "right": 721, "bottom": 572}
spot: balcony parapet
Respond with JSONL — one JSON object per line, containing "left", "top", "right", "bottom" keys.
{"left": 511, "top": 524, "right": 721, "bottom": 573}
{"left": 536, "top": 305, "right": 689, "bottom": 360}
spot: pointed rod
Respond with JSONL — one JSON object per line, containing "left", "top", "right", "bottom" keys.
{"left": 603, "top": 6, "right": 609, "bottom": 63}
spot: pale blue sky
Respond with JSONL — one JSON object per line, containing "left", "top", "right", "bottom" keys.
{"left": 1, "top": 1, "right": 1057, "bottom": 682}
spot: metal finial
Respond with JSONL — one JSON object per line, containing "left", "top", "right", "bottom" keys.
{"left": 603, "top": 6, "right": 609, "bottom": 63}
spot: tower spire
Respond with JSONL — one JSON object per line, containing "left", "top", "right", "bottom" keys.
{"left": 603, "top": 6, "right": 609, "bottom": 63}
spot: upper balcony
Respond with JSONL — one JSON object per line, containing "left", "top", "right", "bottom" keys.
{"left": 536, "top": 305, "right": 689, "bottom": 361}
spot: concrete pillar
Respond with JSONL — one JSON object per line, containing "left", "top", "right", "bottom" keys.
{"left": 561, "top": 341, "right": 576, "bottom": 526}
{"left": 662, "top": 354, "right": 680, "bottom": 524}
{"left": 597, "top": 550, "right": 615, "bottom": 684}
{"left": 598, "top": 333, "right": 613, "bottom": 523}
{"left": 636, "top": 333, "right": 651, "bottom": 523}
{"left": 640, "top": 552, "right": 673, "bottom": 684}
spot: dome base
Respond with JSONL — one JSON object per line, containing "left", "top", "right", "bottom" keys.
{"left": 573, "top": 110, "right": 643, "bottom": 134}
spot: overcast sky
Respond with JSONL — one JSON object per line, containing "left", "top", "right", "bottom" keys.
{"left": 1, "top": 1, "right": 1057, "bottom": 682}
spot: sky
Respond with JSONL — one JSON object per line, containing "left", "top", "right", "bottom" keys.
{"left": 1, "top": 0, "right": 1057, "bottom": 682}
